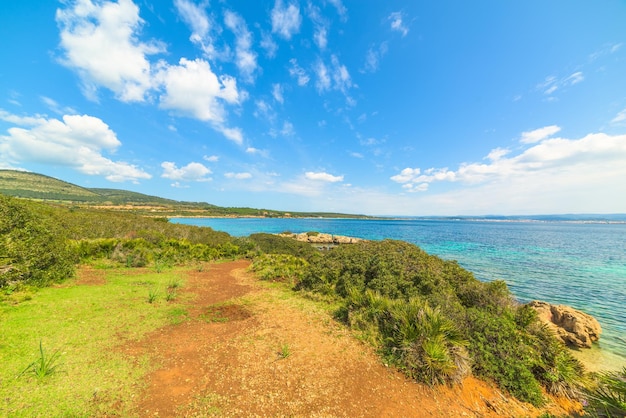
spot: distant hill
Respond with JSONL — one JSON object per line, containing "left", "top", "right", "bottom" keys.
{"left": 0, "top": 170, "right": 101, "bottom": 201}
{"left": 0, "top": 169, "right": 366, "bottom": 218}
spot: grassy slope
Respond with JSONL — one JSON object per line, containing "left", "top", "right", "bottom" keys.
{"left": 0, "top": 170, "right": 367, "bottom": 218}
{"left": 0, "top": 266, "right": 190, "bottom": 417}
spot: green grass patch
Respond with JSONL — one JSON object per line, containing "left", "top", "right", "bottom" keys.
{"left": 0, "top": 267, "right": 188, "bottom": 417}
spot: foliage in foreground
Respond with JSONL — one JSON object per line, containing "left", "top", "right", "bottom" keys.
{"left": 1, "top": 195, "right": 76, "bottom": 288}
{"left": 584, "top": 367, "right": 626, "bottom": 417}
{"left": 0, "top": 195, "right": 252, "bottom": 290}
{"left": 255, "top": 238, "right": 585, "bottom": 406}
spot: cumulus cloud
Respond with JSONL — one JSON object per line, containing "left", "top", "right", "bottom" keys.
{"left": 56, "top": 0, "right": 244, "bottom": 144}
{"left": 305, "top": 171, "right": 343, "bottom": 182}
{"left": 156, "top": 58, "right": 241, "bottom": 137}
{"left": 56, "top": 0, "right": 164, "bottom": 102}
{"left": 388, "top": 11, "right": 409, "bottom": 37}
{"left": 288, "top": 58, "right": 310, "bottom": 86}
{"left": 203, "top": 155, "right": 219, "bottom": 162}
{"left": 224, "top": 10, "right": 258, "bottom": 82}
{"left": 161, "top": 161, "right": 212, "bottom": 181}
{"left": 271, "top": 0, "right": 301, "bottom": 40}
{"left": 225, "top": 171, "right": 252, "bottom": 179}
{"left": 520, "top": 125, "right": 561, "bottom": 144}
{"left": 391, "top": 130, "right": 626, "bottom": 193}
{"left": 0, "top": 110, "right": 150, "bottom": 182}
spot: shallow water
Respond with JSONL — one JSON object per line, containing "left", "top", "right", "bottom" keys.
{"left": 172, "top": 217, "right": 626, "bottom": 370}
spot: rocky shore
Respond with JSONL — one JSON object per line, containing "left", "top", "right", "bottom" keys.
{"left": 277, "top": 231, "right": 364, "bottom": 245}
{"left": 528, "top": 300, "right": 602, "bottom": 349}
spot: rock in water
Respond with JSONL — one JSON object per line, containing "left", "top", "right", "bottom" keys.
{"left": 528, "top": 301, "right": 602, "bottom": 348}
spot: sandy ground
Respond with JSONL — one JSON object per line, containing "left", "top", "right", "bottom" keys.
{"left": 121, "top": 260, "right": 580, "bottom": 417}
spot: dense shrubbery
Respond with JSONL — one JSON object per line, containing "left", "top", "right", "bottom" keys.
{"left": 248, "top": 233, "right": 319, "bottom": 261}
{"left": 1, "top": 195, "right": 76, "bottom": 288}
{"left": 584, "top": 367, "right": 626, "bottom": 417}
{"left": 2, "top": 194, "right": 591, "bottom": 407}
{"left": 260, "top": 239, "right": 584, "bottom": 406}
{"left": 0, "top": 195, "right": 251, "bottom": 288}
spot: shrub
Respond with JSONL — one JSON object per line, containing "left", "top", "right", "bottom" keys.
{"left": 250, "top": 254, "right": 308, "bottom": 286}
{"left": 0, "top": 195, "right": 76, "bottom": 288}
{"left": 584, "top": 367, "right": 626, "bottom": 417}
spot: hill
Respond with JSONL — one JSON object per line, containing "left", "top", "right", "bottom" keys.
{"left": 0, "top": 170, "right": 366, "bottom": 218}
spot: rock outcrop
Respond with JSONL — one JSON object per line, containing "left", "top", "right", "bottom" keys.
{"left": 278, "top": 232, "right": 363, "bottom": 245}
{"left": 528, "top": 300, "right": 602, "bottom": 348}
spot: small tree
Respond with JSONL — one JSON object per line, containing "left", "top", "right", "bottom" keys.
{"left": 0, "top": 195, "right": 76, "bottom": 288}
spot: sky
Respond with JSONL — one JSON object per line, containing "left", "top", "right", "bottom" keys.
{"left": 1, "top": 1, "right": 626, "bottom": 216}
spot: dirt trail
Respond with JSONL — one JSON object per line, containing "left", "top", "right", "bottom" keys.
{"left": 127, "top": 260, "right": 578, "bottom": 417}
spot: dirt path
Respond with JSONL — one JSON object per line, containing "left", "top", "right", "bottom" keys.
{"left": 126, "top": 260, "right": 578, "bottom": 417}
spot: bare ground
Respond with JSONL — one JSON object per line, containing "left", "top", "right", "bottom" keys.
{"left": 122, "top": 260, "right": 581, "bottom": 417}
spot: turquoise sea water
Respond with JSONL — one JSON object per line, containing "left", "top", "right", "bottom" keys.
{"left": 172, "top": 217, "right": 626, "bottom": 368}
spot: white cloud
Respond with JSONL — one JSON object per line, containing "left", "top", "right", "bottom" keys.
{"left": 271, "top": 0, "right": 301, "bottom": 40}
{"left": 520, "top": 125, "right": 561, "bottom": 144}
{"left": 254, "top": 99, "right": 277, "bottom": 122}
{"left": 611, "top": 108, "right": 626, "bottom": 124}
{"left": 307, "top": 3, "right": 328, "bottom": 50}
{"left": 173, "top": 0, "right": 223, "bottom": 59}
{"left": 538, "top": 72, "right": 585, "bottom": 96}
{"left": 388, "top": 11, "right": 409, "bottom": 37}
{"left": 305, "top": 171, "right": 343, "bottom": 182}
{"left": 362, "top": 42, "right": 388, "bottom": 73}
{"left": 161, "top": 161, "right": 211, "bottom": 181}
{"left": 203, "top": 155, "right": 219, "bottom": 162}
{"left": 246, "top": 147, "right": 269, "bottom": 158}
{"left": 157, "top": 58, "right": 240, "bottom": 124}
{"left": 566, "top": 71, "right": 584, "bottom": 85}
{"left": 224, "top": 10, "right": 258, "bottom": 82}
{"left": 272, "top": 83, "right": 284, "bottom": 103}
{"left": 314, "top": 60, "right": 331, "bottom": 92}
{"left": 260, "top": 31, "right": 278, "bottom": 58}
{"left": 56, "top": 0, "right": 164, "bottom": 102}
{"left": 314, "top": 55, "right": 352, "bottom": 94}
{"left": 218, "top": 126, "right": 244, "bottom": 145}
{"left": 225, "top": 171, "right": 252, "bottom": 179}
{"left": 281, "top": 121, "right": 295, "bottom": 136}
{"left": 327, "top": 0, "right": 347, "bottom": 21}
{"left": 0, "top": 110, "right": 150, "bottom": 182}
{"left": 391, "top": 131, "right": 626, "bottom": 195}
{"left": 288, "top": 58, "right": 310, "bottom": 86}
{"left": 40, "top": 96, "right": 76, "bottom": 115}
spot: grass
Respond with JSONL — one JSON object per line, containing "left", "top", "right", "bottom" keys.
{"left": 18, "top": 340, "right": 63, "bottom": 380}
{"left": 0, "top": 266, "right": 188, "bottom": 417}
{"left": 278, "top": 343, "right": 291, "bottom": 359}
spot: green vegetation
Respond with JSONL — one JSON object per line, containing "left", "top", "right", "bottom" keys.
{"left": 0, "top": 189, "right": 602, "bottom": 413}
{"left": 0, "top": 266, "right": 189, "bottom": 416}
{"left": 18, "top": 341, "right": 63, "bottom": 380}
{"left": 0, "top": 170, "right": 369, "bottom": 218}
{"left": 584, "top": 367, "right": 626, "bottom": 417}
{"left": 253, "top": 238, "right": 586, "bottom": 406}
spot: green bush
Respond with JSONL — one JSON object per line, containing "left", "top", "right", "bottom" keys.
{"left": 1, "top": 195, "right": 76, "bottom": 288}
{"left": 249, "top": 233, "right": 319, "bottom": 260}
{"left": 289, "top": 239, "right": 584, "bottom": 406}
{"left": 584, "top": 367, "right": 626, "bottom": 417}
{"left": 250, "top": 254, "right": 308, "bottom": 285}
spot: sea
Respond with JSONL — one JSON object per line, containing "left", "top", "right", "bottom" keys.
{"left": 171, "top": 217, "right": 626, "bottom": 371}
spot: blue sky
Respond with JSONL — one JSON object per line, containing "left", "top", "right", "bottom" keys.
{"left": 1, "top": 0, "right": 626, "bottom": 216}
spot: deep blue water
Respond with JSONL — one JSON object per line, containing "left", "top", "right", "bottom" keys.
{"left": 172, "top": 217, "right": 626, "bottom": 366}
